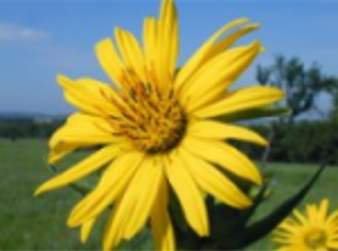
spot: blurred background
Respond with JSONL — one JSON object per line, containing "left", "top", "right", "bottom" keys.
{"left": 0, "top": 0, "right": 338, "bottom": 250}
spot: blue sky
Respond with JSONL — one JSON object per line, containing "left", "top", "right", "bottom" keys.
{"left": 0, "top": 0, "right": 337, "bottom": 115}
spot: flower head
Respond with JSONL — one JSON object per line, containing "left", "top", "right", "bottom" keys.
{"left": 35, "top": 0, "right": 284, "bottom": 250}
{"left": 273, "top": 199, "right": 338, "bottom": 251}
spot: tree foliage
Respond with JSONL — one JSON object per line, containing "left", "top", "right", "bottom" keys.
{"left": 0, "top": 118, "right": 64, "bottom": 141}
{"left": 257, "top": 55, "right": 337, "bottom": 122}
{"left": 235, "top": 121, "right": 338, "bottom": 165}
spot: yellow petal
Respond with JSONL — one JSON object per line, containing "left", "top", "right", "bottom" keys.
{"left": 68, "top": 151, "right": 144, "bottom": 227}
{"left": 188, "top": 119, "right": 267, "bottom": 146}
{"left": 292, "top": 209, "right": 308, "bottom": 225}
{"left": 114, "top": 27, "right": 147, "bottom": 84}
{"left": 182, "top": 136, "right": 262, "bottom": 185}
{"left": 326, "top": 211, "right": 338, "bottom": 227}
{"left": 180, "top": 41, "right": 261, "bottom": 112}
{"left": 180, "top": 84, "right": 225, "bottom": 115}
{"left": 57, "top": 75, "right": 120, "bottom": 116}
{"left": 143, "top": 17, "right": 158, "bottom": 84}
{"left": 35, "top": 144, "right": 123, "bottom": 196}
{"left": 175, "top": 18, "right": 250, "bottom": 91}
{"left": 272, "top": 237, "right": 293, "bottom": 244}
{"left": 95, "top": 38, "right": 125, "bottom": 89}
{"left": 151, "top": 177, "right": 175, "bottom": 251}
{"left": 102, "top": 158, "right": 161, "bottom": 250}
{"left": 206, "top": 23, "right": 260, "bottom": 61}
{"left": 49, "top": 113, "right": 118, "bottom": 160}
{"left": 123, "top": 157, "right": 164, "bottom": 239}
{"left": 179, "top": 147, "right": 252, "bottom": 209}
{"left": 306, "top": 204, "right": 319, "bottom": 224}
{"left": 193, "top": 86, "right": 285, "bottom": 118}
{"left": 102, "top": 201, "right": 124, "bottom": 251}
{"left": 164, "top": 151, "right": 209, "bottom": 236}
{"left": 81, "top": 217, "right": 96, "bottom": 243}
{"left": 318, "top": 198, "right": 329, "bottom": 223}
{"left": 151, "top": 210, "right": 175, "bottom": 251}
{"left": 273, "top": 230, "right": 294, "bottom": 239}
{"left": 328, "top": 240, "right": 338, "bottom": 249}
{"left": 316, "top": 247, "right": 330, "bottom": 251}
{"left": 277, "top": 220, "right": 300, "bottom": 234}
{"left": 275, "top": 246, "right": 293, "bottom": 251}
{"left": 48, "top": 144, "right": 79, "bottom": 165}
{"left": 157, "top": 0, "right": 179, "bottom": 85}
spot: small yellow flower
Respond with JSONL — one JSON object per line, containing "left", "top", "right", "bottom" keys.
{"left": 273, "top": 199, "right": 338, "bottom": 251}
{"left": 35, "top": 0, "right": 284, "bottom": 250}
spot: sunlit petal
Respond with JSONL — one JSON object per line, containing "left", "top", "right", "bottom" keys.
{"left": 35, "top": 144, "right": 124, "bottom": 195}
{"left": 165, "top": 152, "right": 209, "bottom": 236}
{"left": 175, "top": 18, "right": 251, "bottom": 91}
{"left": 95, "top": 38, "right": 125, "bottom": 89}
{"left": 188, "top": 119, "right": 267, "bottom": 146}
{"left": 194, "top": 86, "right": 284, "bottom": 118}
{"left": 103, "top": 157, "right": 162, "bottom": 249}
{"left": 179, "top": 147, "right": 252, "bottom": 209}
{"left": 182, "top": 136, "right": 262, "bottom": 185}
{"left": 81, "top": 218, "right": 96, "bottom": 243}
{"left": 180, "top": 41, "right": 261, "bottom": 111}
{"left": 151, "top": 177, "right": 175, "bottom": 251}
{"left": 57, "top": 75, "right": 120, "bottom": 116}
{"left": 68, "top": 151, "right": 144, "bottom": 227}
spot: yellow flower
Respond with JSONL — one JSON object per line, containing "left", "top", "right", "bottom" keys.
{"left": 273, "top": 199, "right": 338, "bottom": 251}
{"left": 35, "top": 0, "right": 284, "bottom": 250}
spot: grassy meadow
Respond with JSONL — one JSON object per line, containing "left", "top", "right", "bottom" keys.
{"left": 0, "top": 139, "right": 337, "bottom": 250}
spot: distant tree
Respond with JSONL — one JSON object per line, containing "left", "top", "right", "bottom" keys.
{"left": 256, "top": 55, "right": 338, "bottom": 163}
{"left": 257, "top": 55, "right": 337, "bottom": 123}
{"left": 0, "top": 118, "right": 64, "bottom": 140}
{"left": 326, "top": 79, "right": 338, "bottom": 122}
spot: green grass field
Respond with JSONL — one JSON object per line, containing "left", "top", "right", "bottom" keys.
{"left": 0, "top": 139, "right": 337, "bottom": 250}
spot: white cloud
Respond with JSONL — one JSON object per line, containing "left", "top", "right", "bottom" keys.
{"left": 0, "top": 23, "right": 50, "bottom": 43}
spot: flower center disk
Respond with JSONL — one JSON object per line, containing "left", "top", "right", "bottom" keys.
{"left": 113, "top": 83, "right": 187, "bottom": 154}
{"left": 304, "top": 228, "right": 327, "bottom": 249}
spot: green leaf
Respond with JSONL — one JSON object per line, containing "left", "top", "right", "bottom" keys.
{"left": 201, "top": 183, "right": 269, "bottom": 250}
{"left": 222, "top": 162, "right": 327, "bottom": 249}
{"left": 241, "top": 181, "right": 270, "bottom": 224}
{"left": 217, "top": 106, "right": 291, "bottom": 122}
{"left": 207, "top": 197, "right": 248, "bottom": 240}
